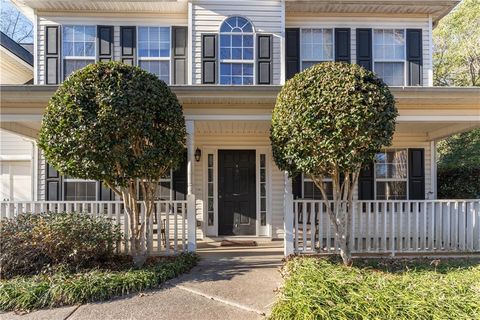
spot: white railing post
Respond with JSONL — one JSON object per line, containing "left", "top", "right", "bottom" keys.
{"left": 284, "top": 172, "right": 294, "bottom": 256}
{"left": 186, "top": 120, "right": 196, "bottom": 253}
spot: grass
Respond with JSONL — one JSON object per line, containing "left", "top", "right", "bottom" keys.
{"left": 270, "top": 256, "right": 480, "bottom": 320}
{"left": 0, "top": 253, "right": 198, "bottom": 312}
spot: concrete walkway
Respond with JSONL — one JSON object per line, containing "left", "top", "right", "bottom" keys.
{"left": 1, "top": 242, "right": 284, "bottom": 320}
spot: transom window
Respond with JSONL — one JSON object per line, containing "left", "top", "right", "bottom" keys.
{"left": 301, "top": 28, "right": 334, "bottom": 70}
{"left": 138, "top": 27, "right": 171, "bottom": 83}
{"left": 374, "top": 149, "right": 408, "bottom": 200}
{"left": 62, "top": 25, "right": 96, "bottom": 79}
{"left": 373, "top": 29, "right": 406, "bottom": 86}
{"left": 219, "top": 16, "right": 254, "bottom": 85}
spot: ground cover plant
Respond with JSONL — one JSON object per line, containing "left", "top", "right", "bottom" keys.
{"left": 0, "top": 253, "right": 198, "bottom": 312}
{"left": 270, "top": 256, "right": 480, "bottom": 320}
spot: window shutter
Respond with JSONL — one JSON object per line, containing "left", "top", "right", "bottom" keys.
{"left": 335, "top": 28, "right": 351, "bottom": 63}
{"left": 202, "top": 34, "right": 217, "bottom": 84}
{"left": 356, "top": 28, "right": 372, "bottom": 71}
{"left": 98, "top": 26, "right": 113, "bottom": 62}
{"left": 45, "top": 26, "right": 60, "bottom": 84}
{"left": 120, "top": 26, "right": 136, "bottom": 66}
{"left": 408, "top": 148, "right": 425, "bottom": 200}
{"left": 257, "top": 34, "right": 272, "bottom": 84}
{"left": 46, "top": 163, "right": 61, "bottom": 200}
{"left": 285, "top": 28, "right": 300, "bottom": 80}
{"left": 292, "top": 175, "right": 302, "bottom": 200}
{"left": 406, "top": 29, "right": 423, "bottom": 86}
{"left": 172, "top": 151, "right": 188, "bottom": 200}
{"left": 172, "top": 26, "right": 188, "bottom": 84}
{"left": 358, "top": 162, "right": 374, "bottom": 200}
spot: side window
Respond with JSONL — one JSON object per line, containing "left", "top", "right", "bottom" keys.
{"left": 63, "top": 25, "right": 96, "bottom": 79}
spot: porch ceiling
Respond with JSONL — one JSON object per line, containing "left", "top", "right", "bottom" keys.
{"left": 195, "top": 120, "right": 271, "bottom": 135}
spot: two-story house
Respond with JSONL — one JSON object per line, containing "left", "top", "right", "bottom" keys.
{"left": 1, "top": 0, "right": 479, "bottom": 255}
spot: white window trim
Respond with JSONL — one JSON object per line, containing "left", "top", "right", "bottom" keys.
{"left": 372, "top": 28, "right": 407, "bottom": 87}
{"left": 218, "top": 17, "right": 256, "bottom": 85}
{"left": 373, "top": 148, "right": 409, "bottom": 200}
{"left": 61, "top": 25, "right": 98, "bottom": 81}
{"left": 136, "top": 26, "right": 172, "bottom": 85}
{"left": 300, "top": 28, "right": 335, "bottom": 71}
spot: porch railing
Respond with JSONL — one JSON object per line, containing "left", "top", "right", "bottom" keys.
{"left": 0, "top": 200, "right": 195, "bottom": 256}
{"left": 289, "top": 200, "right": 480, "bottom": 255}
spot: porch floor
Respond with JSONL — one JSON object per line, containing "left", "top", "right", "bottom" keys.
{"left": 1, "top": 242, "right": 284, "bottom": 320}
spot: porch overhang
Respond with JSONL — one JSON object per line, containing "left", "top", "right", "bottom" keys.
{"left": 1, "top": 85, "right": 479, "bottom": 140}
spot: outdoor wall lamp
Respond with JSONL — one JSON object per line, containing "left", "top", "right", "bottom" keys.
{"left": 195, "top": 148, "right": 202, "bottom": 162}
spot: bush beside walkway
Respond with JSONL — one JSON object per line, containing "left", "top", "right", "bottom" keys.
{"left": 270, "top": 256, "right": 480, "bottom": 320}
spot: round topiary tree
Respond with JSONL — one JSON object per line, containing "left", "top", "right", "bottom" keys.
{"left": 270, "top": 62, "right": 397, "bottom": 265}
{"left": 38, "top": 62, "right": 186, "bottom": 265}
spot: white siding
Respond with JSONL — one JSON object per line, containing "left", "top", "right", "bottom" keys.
{"left": 286, "top": 16, "right": 432, "bottom": 86}
{"left": 191, "top": 0, "right": 283, "bottom": 85}
{"left": 0, "top": 130, "right": 33, "bottom": 158}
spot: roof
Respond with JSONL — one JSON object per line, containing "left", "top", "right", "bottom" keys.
{"left": 0, "top": 32, "right": 33, "bottom": 66}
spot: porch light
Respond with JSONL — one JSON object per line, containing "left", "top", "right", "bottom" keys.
{"left": 195, "top": 148, "right": 202, "bottom": 162}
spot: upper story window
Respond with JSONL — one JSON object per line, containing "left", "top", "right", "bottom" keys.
{"left": 63, "top": 25, "right": 96, "bottom": 79}
{"left": 301, "top": 28, "right": 334, "bottom": 70}
{"left": 138, "top": 27, "right": 171, "bottom": 83}
{"left": 373, "top": 29, "right": 406, "bottom": 86}
{"left": 219, "top": 16, "right": 254, "bottom": 85}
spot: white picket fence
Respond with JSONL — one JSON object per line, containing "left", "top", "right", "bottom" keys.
{"left": 291, "top": 200, "right": 480, "bottom": 255}
{"left": 0, "top": 200, "right": 191, "bottom": 255}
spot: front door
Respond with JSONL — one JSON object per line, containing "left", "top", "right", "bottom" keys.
{"left": 218, "top": 150, "right": 256, "bottom": 235}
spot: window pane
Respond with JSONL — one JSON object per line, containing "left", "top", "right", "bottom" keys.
{"left": 375, "top": 62, "right": 404, "bottom": 86}
{"left": 301, "top": 28, "right": 333, "bottom": 65}
{"left": 64, "top": 59, "right": 93, "bottom": 78}
{"left": 64, "top": 182, "right": 96, "bottom": 201}
{"left": 220, "top": 63, "right": 254, "bottom": 85}
{"left": 376, "top": 181, "right": 407, "bottom": 200}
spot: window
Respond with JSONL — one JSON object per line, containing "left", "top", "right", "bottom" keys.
{"left": 259, "top": 154, "right": 267, "bottom": 226}
{"left": 301, "top": 28, "right": 333, "bottom": 70}
{"left": 207, "top": 154, "right": 214, "bottom": 226}
{"left": 374, "top": 149, "right": 408, "bottom": 200}
{"left": 373, "top": 29, "right": 406, "bottom": 86}
{"left": 219, "top": 16, "right": 254, "bottom": 85}
{"left": 63, "top": 178, "right": 97, "bottom": 201}
{"left": 303, "top": 175, "right": 333, "bottom": 200}
{"left": 138, "top": 27, "right": 171, "bottom": 83}
{"left": 63, "top": 25, "right": 96, "bottom": 79}
{"left": 138, "top": 171, "right": 173, "bottom": 201}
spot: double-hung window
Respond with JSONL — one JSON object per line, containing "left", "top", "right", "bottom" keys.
{"left": 63, "top": 177, "right": 97, "bottom": 201}
{"left": 374, "top": 149, "right": 408, "bottom": 200}
{"left": 373, "top": 29, "right": 406, "bottom": 86}
{"left": 301, "top": 28, "right": 334, "bottom": 70}
{"left": 302, "top": 175, "right": 333, "bottom": 200}
{"left": 219, "top": 16, "right": 254, "bottom": 85}
{"left": 63, "top": 25, "right": 96, "bottom": 79}
{"left": 138, "top": 27, "right": 171, "bottom": 83}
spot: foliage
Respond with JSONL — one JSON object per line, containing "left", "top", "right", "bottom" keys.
{"left": 38, "top": 62, "right": 186, "bottom": 260}
{"left": 433, "top": 0, "right": 480, "bottom": 86}
{"left": 437, "top": 129, "right": 480, "bottom": 169}
{"left": 438, "top": 167, "right": 480, "bottom": 199}
{"left": 0, "top": 0, "right": 33, "bottom": 43}
{"left": 0, "top": 213, "right": 123, "bottom": 279}
{"left": 270, "top": 257, "right": 480, "bottom": 320}
{"left": 270, "top": 62, "right": 397, "bottom": 264}
{"left": 0, "top": 253, "right": 198, "bottom": 312}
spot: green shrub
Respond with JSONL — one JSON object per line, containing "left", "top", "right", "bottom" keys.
{"left": 0, "top": 253, "right": 198, "bottom": 312}
{"left": 0, "top": 213, "right": 123, "bottom": 279}
{"left": 438, "top": 167, "right": 480, "bottom": 199}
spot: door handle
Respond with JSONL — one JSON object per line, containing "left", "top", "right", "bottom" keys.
{"left": 232, "top": 193, "right": 240, "bottom": 196}
{"left": 219, "top": 195, "right": 222, "bottom": 199}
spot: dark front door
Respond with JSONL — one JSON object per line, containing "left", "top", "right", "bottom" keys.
{"left": 218, "top": 150, "right": 256, "bottom": 235}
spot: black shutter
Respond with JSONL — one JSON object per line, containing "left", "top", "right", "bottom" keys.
{"left": 406, "top": 29, "right": 423, "bottom": 86}
{"left": 45, "top": 26, "right": 60, "bottom": 84}
{"left": 172, "top": 151, "right": 188, "bottom": 200}
{"left": 120, "top": 26, "right": 136, "bottom": 66}
{"left": 335, "top": 28, "right": 351, "bottom": 63}
{"left": 292, "top": 175, "right": 302, "bottom": 200}
{"left": 356, "top": 28, "right": 372, "bottom": 71}
{"left": 172, "top": 26, "right": 188, "bottom": 84}
{"left": 98, "top": 26, "right": 113, "bottom": 62}
{"left": 285, "top": 28, "right": 300, "bottom": 80}
{"left": 202, "top": 34, "right": 217, "bottom": 84}
{"left": 257, "top": 34, "right": 272, "bottom": 84}
{"left": 46, "top": 163, "right": 61, "bottom": 200}
{"left": 358, "top": 162, "right": 374, "bottom": 200}
{"left": 408, "top": 148, "right": 425, "bottom": 200}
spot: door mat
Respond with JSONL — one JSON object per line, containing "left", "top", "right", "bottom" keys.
{"left": 220, "top": 240, "right": 258, "bottom": 247}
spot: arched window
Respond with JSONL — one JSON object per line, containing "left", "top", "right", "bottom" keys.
{"left": 219, "top": 16, "right": 254, "bottom": 85}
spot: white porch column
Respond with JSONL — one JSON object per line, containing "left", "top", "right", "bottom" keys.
{"left": 284, "top": 171, "right": 294, "bottom": 256}
{"left": 430, "top": 140, "right": 437, "bottom": 199}
{"left": 186, "top": 120, "right": 196, "bottom": 252}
